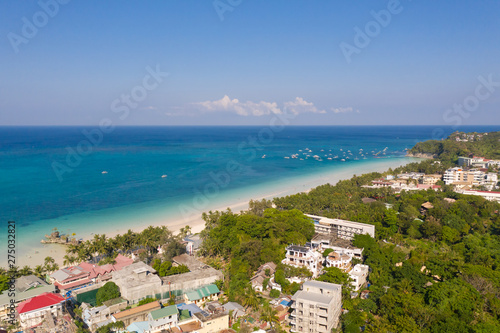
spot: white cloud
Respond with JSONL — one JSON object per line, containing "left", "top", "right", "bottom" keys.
{"left": 195, "top": 95, "right": 282, "bottom": 116}
{"left": 331, "top": 106, "right": 359, "bottom": 114}
{"left": 284, "top": 97, "right": 326, "bottom": 115}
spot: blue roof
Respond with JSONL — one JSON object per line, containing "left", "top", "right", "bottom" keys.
{"left": 280, "top": 300, "right": 292, "bottom": 307}
{"left": 177, "top": 303, "right": 203, "bottom": 314}
{"left": 127, "top": 321, "right": 149, "bottom": 333}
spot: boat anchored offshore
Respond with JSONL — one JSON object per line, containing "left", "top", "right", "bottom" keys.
{"left": 162, "top": 175, "right": 167, "bottom": 178}
{"left": 102, "top": 171, "right": 108, "bottom": 174}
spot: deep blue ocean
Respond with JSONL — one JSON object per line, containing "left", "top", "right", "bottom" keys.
{"left": 1, "top": 125, "right": 499, "bottom": 252}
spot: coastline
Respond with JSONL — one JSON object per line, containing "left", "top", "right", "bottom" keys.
{"left": 3, "top": 156, "right": 417, "bottom": 269}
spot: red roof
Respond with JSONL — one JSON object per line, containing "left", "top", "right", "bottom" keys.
{"left": 17, "top": 292, "right": 65, "bottom": 314}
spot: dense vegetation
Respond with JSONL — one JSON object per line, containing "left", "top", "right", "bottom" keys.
{"left": 152, "top": 259, "right": 189, "bottom": 277}
{"left": 199, "top": 207, "right": 315, "bottom": 302}
{"left": 271, "top": 160, "right": 500, "bottom": 332}
{"left": 409, "top": 131, "right": 500, "bottom": 163}
{"left": 96, "top": 282, "right": 121, "bottom": 306}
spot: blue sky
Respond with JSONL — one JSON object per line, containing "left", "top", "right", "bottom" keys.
{"left": 1, "top": 0, "right": 500, "bottom": 126}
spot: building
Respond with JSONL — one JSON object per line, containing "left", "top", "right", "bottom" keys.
{"left": 459, "top": 190, "right": 500, "bottom": 203}
{"left": 17, "top": 292, "right": 66, "bottom": 329}
{"left": 282, "top": 245, "right": 323, "bottom": 278}
{"left": 325, "top": 251, "right": 352, "bottom": 272}
{"left": 421, "top": 174, "right": 442, "bottom": 185}
{"left": 81, "top": 297, "right": 127, "bottom": 331}
{"left": 307, "top": 214, "right": 375, "bottom": 240}
{"left": 310, "top": 233, "right": 363, "bottom": 259}
{"left": 250, "top": 262, "right": 277, "bottom": 292}
{"left": 223, "top": 301, "right": 246, "bottom": 319}
{"left": 192, "top": 310, "right": 229, "bottom": 333}
{"left": 0, "top": 275, "right": 56, "bottom": 322}
{"left": 49, "top": 254, "right": 133, "bottom": 296}
{"left": 184, "top": 284, "right": 220, "bottom": 305}
{"left": 443, "top": 167, "right": 486, "bottom": 186}
{"left": 397, "top": 172, "right": 424, "bottom": 180}
{"left": 183, "top": 234, "right": 203, "bottom": 255}
{"left": 290, "top": 281, "right": 342, "bottom": 332}
{"left": 348, "top": 264, "right": 370, "bottom": 291}
{"left": 111, "top": 261, "right": 162, "bottom": 304}
{"left": 112, "top": 300, "right": 161, "bottom": 326}
{"left": 148, "top": 305, "right": 179, "bottom": 332}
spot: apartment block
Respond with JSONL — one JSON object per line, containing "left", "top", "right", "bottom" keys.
{"left": 290, "top": 281, "right": 342, "bottom": 332}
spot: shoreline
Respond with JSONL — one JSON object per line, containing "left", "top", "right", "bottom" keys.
{"left": 2, "top": 156, "right": 416, "bottom": 269}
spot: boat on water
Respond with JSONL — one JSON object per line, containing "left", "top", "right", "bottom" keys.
{"left": 262, "top": 155, "right": 266, "bottom": 158}
{"left": 102, "top": 171, "right": 108, "bottom": 174}
{"left": 284, "top": 156, "right": 290, "bottom": 159}
{"left": 161, "top": 175, "right": 167, "bottom": 178}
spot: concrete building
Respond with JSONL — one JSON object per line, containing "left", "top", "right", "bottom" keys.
{"left": 310, "top": 233, "right": 364, "bottom": 259}
{"left": 17, "top": 292, "right": 66, "bottom": 330}
{"left": 421, "top": 174, "right": 442, "bottom": 185}
{"left": 307, "top": 214, "right": 375, "bottom": 239}
{"left": 250, "top": 262, "right": 277, "bottom": 292}
{"left": 282, "top": 245, "right": 323, "bottom": 278}
{"left": 0, "top": 275, "right": 56, "bottom": 322}
{"left": 81, "top": 297, "right": 127, "bottom": 332}
{"left": 290, "top": 281, "right": 342, "bottom": 332}
{"left": 112, "top": 300, "right": 161, "bottom": 326}
{"left": 443, "top": 167, "right": 486, "bottom": 186}
{"left": 349, "top": 264, "right": 370, "bottom": 291}
{"left": 111, "top": 262, "right": 162, "bottom": 304}
{"left": 184, "top": 284, "right": 220, "bottom": 305}
{"left": 148, "top": 305, "right": 179, "bottom": 332}
{"left": 325, "top": 251, "right": 352, "bottom": 272}
{"left": 459, "top": 190, "right": 500, "bottom": 203}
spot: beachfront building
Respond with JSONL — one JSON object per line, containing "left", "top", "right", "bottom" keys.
{"left": 325, "top": 251, "right": 352, "bottom": 272}
{"left": 348, "top": 264, "right": 370, "bottom": 291}
{"left": 0, "top": 275, "right": 56, "bottom": 322}
{"left": 17, "top": 292, "right": 66, "bottom": 330}
{"left": 397, "top": 172, "right": 425, "bottom": 180}
{"left": 307, "top": 214, "right": 375, "bottom": 240}
{"left": 290, "top": 281, "right": 342, "bottom": 332}
{"left": 310, "top": 233, "right": 364, "bottom": 259}
{"left": 148, "top": 305, "right": 179, "bottom": 332}
{"left": 50, "top": 254, "right": 133, "bottom": 296}
{"left": 282, "top": 245, "right": 323, "bottom": 278}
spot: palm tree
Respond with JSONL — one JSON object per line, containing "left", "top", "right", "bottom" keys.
{"left": 19, "top": 265, "right": 33, "bottom": 276}
{"left": 243, "top": 286, "right": 262, "bottom": 311}
{"left": 63, "top": 255, "right": 77, "bottom": 267}
{"left": 34, "top": 265, "right": 45, "bottom": 279}
{"left": 44, "top": 256, "right": 55, "bottom": 266}
{"left": 259, "top": 302, "right": 280, "bottom": 329}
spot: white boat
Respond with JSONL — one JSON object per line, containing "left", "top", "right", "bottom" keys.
{"left": 102, "top": 171, "right": 108, "bottom": 174}
{"left": 161, "top": 175, "right": 167, "bottom": 178}
{"left": 341, "top": 159, "right": 346, "bottom": 162}
{"left": 262, "top": 155, "right": 266, "bottom": 158}
{"left": 284, "top": 156, "right": 290, "bottom": 159}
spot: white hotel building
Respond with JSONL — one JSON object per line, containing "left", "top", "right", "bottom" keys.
{"left": 306, "top": 214, "right": 375, "bottom": 240}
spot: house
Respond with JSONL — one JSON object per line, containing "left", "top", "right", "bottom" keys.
{"left": 420, "top": 201, "right": 434, "bottom": 214}
{"left": 310, "top": 233, "right": 364, "bottom": 259}
{"left": 193, "top": 310, "right": 229, "bottom": 333}
{"left": 348, "top": 264, "right": 370, "bottom": 291}
{"left": 111, "top": 261, "right": 162, "bottom": 304}
{"left": 307, "top": 214, "right": 375, "bottom": 239}
{"left": 49, "top": 254, "right": 133, "bottom": 296}
{"left": 184, "top": 284, "right": 220, "bottom": 305}
{"left": 183, "top": 234, "right": 203, "bottom": 255}
{"left": 17, "top": 292, "right": 66, "bottom": 329}
{"left": 112, "top": 300, "right": 161, "bottom": 326}
{"left": 282, "top": 245, "right": 323, "bottom": 278}
{"left": 250, "top": 262, "right": 277, "bottom": 292}
{"left": 0, "top": 275, "right": 56, "bottom": 322}
{"left": 223, "top": 301, "right": 246, "bottom": 319}
{"left": 325, "top": 251, "right": 352, "bottom": 272}
{"left": 290, "top": 281, "right": 342, "bottom": 332}
{"left": 81, "top": 297, "right": 128, "bottom": 331}
{"left": 126, "top": 321, "right": 149, "bottom": 333}
{"left": 421, "top": 174, "right": 442, "bottom": 185}
{"left": 148, "top": 305, "right": 179, "bottom": 332}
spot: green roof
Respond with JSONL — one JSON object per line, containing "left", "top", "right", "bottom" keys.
{"left": 150, "top": 305, "right": 178, "bottom": 320}
{"left": 186, "top": 284, "right": 220, "bottom": 301}
{"left": 179, "top": 309, "right": 191, "bottom": 320}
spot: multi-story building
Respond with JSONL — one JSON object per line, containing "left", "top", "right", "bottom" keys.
{"left": 290, "top": 281, "right": 342, "bottom": 332}
{"left": 325, "top": 251, "right": 352, "bottom": 272}
{"left": 459, "top": 190, "right": 500, "bottom": 203}
{"left": 282, "top": 245, "right": 323, "bottom": 277}
{"left": 348, "top": 264, "right": 370, "bottom": 291}
{"left": 443, "top": 167, "right": 486, "bottom": 186}
{"left": 17, "top": 292, "right": 66, "bottom": 330}
{"left": 307, "top": 214, "right": 375, "bottom": 240}
{"left": 421, "top": 174, "right": 442, "bottom": 185}
{"left": 310, "top": 233, "right": 363, "bottom": 259}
